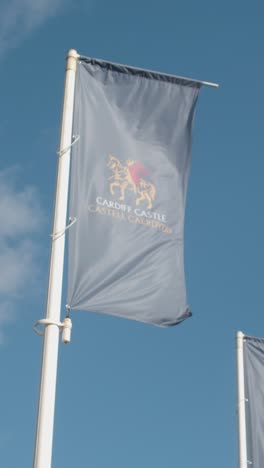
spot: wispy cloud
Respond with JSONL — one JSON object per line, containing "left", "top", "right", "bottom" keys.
{"left": 0, "top": 168, "right": 44, "bottom": 238}
{"left": 0, "top": 0, "right": 69, "bottom": 58}
{"left": 0, "top": 168, "right": 46, "bottom": 343}
{"left": 0, "top": 302, "right": 15, "bottom": 345}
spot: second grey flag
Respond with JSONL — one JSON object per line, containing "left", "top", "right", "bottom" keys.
{"left": 244, "top": 336, "right": 264, "bottom": 468}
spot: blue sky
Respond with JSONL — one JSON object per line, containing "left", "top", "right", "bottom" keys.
{"left": 0, "top": 0, "right": 263, "bottom": 466}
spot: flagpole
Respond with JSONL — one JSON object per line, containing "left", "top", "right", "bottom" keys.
{"left": 33, "top": 49, "right": 79, "bottom": 468}
{"left": 236, "top": 331, "right": 247, "bottom": 468}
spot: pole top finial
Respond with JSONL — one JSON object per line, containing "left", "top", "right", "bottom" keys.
{"left": 66, "top": 49, "right": 79, "bottom": 72}
{"left": 67, "top": 49, "right": 79, "bottom": 58}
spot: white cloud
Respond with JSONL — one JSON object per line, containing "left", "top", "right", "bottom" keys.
{"left": 0, "top": 0, "right": 69, "bottom": 57}
{"left": 0, "top": 168, "right": 46, "bottom": 342}
{"left": 0, "top": 301, "right": 15, "bottom": 345}
{"left": 0, "top": 240, "right": 40, "bottom": 295}
{"left": 0, "top": 168, "right": 45, "bottom": 238}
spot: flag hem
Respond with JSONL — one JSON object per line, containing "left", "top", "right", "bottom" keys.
{"left": 79, "top": 56, "right": 202, "bottom": 88}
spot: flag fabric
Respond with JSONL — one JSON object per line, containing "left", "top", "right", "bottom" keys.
{"left": 243, "top": 336, "right": 264, "bottom": 467}
{"left": 67, "top": 57, "right": 201, "bottom": 326}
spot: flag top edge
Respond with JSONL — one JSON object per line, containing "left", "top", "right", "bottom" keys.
{"left": 244, "top": 335, "right": 264, "bottom": 343}
{"left": 79, "top": 55, "right": 203, "bottom": 88}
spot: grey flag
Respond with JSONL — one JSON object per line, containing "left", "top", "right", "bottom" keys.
{"left": 67, "top": 57, "right": 201, "bottom": 326}
{"left": 244, "top": 336, "right": 264, "bottom": 467}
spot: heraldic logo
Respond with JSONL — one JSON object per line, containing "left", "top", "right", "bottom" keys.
{"left": 107, "top": 154, "right": 156, "bottom": 209}
{"left": 87, "top": 154, "right": 172, "bottom": 235}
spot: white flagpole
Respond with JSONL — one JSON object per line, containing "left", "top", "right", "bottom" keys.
{"left": 33, "top": 49, "right": 79, "bottom": 468}
{"left": 236, "top": 331, "right": 248, "bottom": 468}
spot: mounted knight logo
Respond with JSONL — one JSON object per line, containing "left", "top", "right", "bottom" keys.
{"left": 107, "top": 155, "right": 156, "bottom": 209}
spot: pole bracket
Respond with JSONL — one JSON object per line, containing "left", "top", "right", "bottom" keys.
{"left": 51, "top": 217, "right": 76, "bottom": 242}
{"left": 34, "top": 317, "right": 72, "bottom": 344}
{"left": 57, "top": 134, "right": 80, "bottom": 158}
